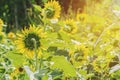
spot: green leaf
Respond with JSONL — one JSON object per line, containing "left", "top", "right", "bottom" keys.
{"left": 58, "top": 32, "right": 71, "bottom": 42}
{"left": 42, "top": 0, "right": 48, "bottom": 3}
{"left": 42, "top": 75, "right": 48, "bottom": 80}
{"left": 51, "top": 56, "right": 76, "bottom": 77}
{"left": 47, "top": 32, "right": 58, "bottom": 39}
{"left": 6, "top": 51, "right": 26, "bottom": 67}
{"left": 50, "top": 69, "right": 63, "bottom": 79}
{"left": 33, "top": 4, "right": 42, "bottom": 12}
{"left": 111, "top": 70, "right": 120, "bottom": 80}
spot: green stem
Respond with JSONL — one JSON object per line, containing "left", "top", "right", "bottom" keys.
{"left": 93, "top": 23, "right": 115, "bottom": 49}
{"left": 31, "top": 38, "right": 38, "bottom": 70}
{"left": 39, "top": 52, "right": 42, "bottom": 69}
{"left": 0, "top": 70, "right": 7, "bottom": 79}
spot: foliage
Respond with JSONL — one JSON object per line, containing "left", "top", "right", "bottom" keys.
{"left": 0, "top": 0, "right": 120, "bottom": 80}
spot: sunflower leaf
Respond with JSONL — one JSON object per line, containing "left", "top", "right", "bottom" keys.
{"left": 6, "top": 51, "right": 26, "bottom": 66}
{"left": 51, "top": 56, "right": 76, "bottom": 77}
{"left": 33, "top": 4, "right": 42, "bottom": 12}
{"left": 42, "top": 0, "right": 48, "bottom": 3}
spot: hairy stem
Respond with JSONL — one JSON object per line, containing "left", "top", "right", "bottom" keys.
{"left": 31, "top": 38, "right": 38, "bottom": 70}
{"left": 93, "top": 23, "right": 115, "bottom": 49}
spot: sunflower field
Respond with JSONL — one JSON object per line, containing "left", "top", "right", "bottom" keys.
{"left": 0, "top": 0, "right": 120, "bottom": 80}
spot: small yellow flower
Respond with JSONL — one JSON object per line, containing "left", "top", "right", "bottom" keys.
{"left": 0, "top": 32, "right": 5, "bottom": 43}
{"left": 43, "top": 0, "right": 61, "bottom": 19}
{"left": 8, "top": 32, "right": 16, "bottom": 40}
{"left": 15, "top": 25, "right": 44, "bottom": 58}
{"left": 69, "top": 44, "right": 89, "bottom": 67}
{"left": 0, "top": 19, "right": 4, "bottom": 31}
{"left": 10, "top": 67, "right": 24, "bottom": 80}
{"left": 62, "top": 19, "right": 77, "bottom": 34}
{"left": 76, "top": 13, "right": 88, "bottom": 23}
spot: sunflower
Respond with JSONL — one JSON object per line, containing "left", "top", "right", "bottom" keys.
{"left": 10, "top": 67, "right": 24, "bottom": 80}
{"left": 16, "top": 26, "right": 44, "bottom": 58}
{"left": 43, "top": 0, "right": 61, "bottom": 19}
{"left": 74, "top": 44, "right": 88, "bottom": 62}
{"left": 62, "top": 19, "right": 77, "bottom": 34}
{"left": 0, "top": 19, "right": 3, "bottom": 31}
{"left": 69, "top": 44, "right": 89, "bottom": 67}
{"left": 8, "top": 32, "right": 16, "bottom": 40}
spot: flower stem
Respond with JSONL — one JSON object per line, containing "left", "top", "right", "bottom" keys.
{"left": 93, "top": 23, "right": 115, "bottom": 49}
{"left": 39, "top": 53, "right": 42, "bottom": 70}
{"left": 31, "top": 38, "right": 38, "bottom": 70}
{"left": 0, "top": 70, "right": 7, "bottom": 79}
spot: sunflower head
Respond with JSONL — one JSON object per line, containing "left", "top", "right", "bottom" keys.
{"left": 8, "top": 32, "right": 16, "bottom": 40}
{"left": 69, "top": 44, "right": 89, "bottom": 68}
{"left": 69, "top": 44, "right": 89, "bottom": 67}
{"left": 62, "top": 19, "right": 77, "bottom": 34}
{"left": 43, "top": 0, "right": 61, "bottom": 19}
{"left": 10, "top": 67, "right": 24, "bottom": 80}
{"left": 24, "top": 32, "right": 41, "bottom": 50}
{"left": 16, "top": 26, "right": 44, "bottom": 58}
{"left": 74, "top": 44, "right": 88, "bottom": 62}
{"left": 0, "top": 19, "right": 3, "bottom": 31}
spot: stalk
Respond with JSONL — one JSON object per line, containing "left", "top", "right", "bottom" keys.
{"left": 31, "top": 38, "right": 38, "bottom": 70}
